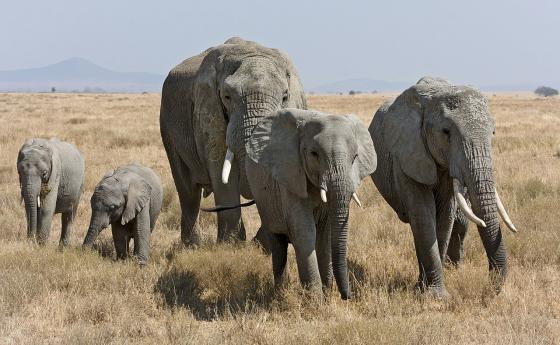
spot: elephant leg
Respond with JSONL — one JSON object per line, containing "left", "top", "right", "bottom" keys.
{"left": 112, "top": 223, "right": 129, "bottom": 260}
{"left": 212, "top": 185, "right": 246, "bottom": 243}
{"left": 60, "top": 208, "right": 75, "bottom": 247}
{"left": 167, "top": 152, "right": 202, "bottom": 246}
{"left": 447, "top": 209, "right": 469, "bottom": 266}
{"left": 133, "top": 208, "right": 151, "bottom": 265}
{"left": 315, "top": 206, "right": 333, "bottom": 289}
{"left": 435, "top": 184, "right": 457, "bottom": 262}
{"left": 316, "top": 227, "right": 333, "bottom": 289}
{"left": 405, "top": 194, "right": 447, "bottom": 296}
{"left": 292, "top": 238, "right": 322, "bottom": 295}
{"left": 253, "top": 225, "right": 272, "bottom": 254}
{"left": 270, "top": 233, "right": 289, "bottom": 290}
{"left": 290, "top": 221, "right": 322, "bottom": 295}
{"left": 410, "top": 215, "right": 447, "bottom": 297}
{"left": 37, "top": 205, "right": 56, "bottom": 245}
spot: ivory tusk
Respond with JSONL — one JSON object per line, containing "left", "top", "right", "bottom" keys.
{"left": 453, "top": 179, "right": 486, "bottom": 228}
{"left": 320, "top": 189, "right": 327, "bottom": 203}
{"left": 495, "top": 190, "right": 518, "bottom": 233}
{"left": 221, "top": 149, "right": 234, "bottom": 184}
{"left": 37, "top": 196, "right": 41, "bottom": 208}
{"left": 352, "top": 193, "right": 362, "bottom": 208}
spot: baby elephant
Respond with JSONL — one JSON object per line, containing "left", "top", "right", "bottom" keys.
{"left": 17, "top": 138, "right": 85, "bottom": 246}
{"left": 246, "top": 109, "right": 376, "bottom": 299}
{"left": 83, "top": 163, "right": 163, "bottom": 265}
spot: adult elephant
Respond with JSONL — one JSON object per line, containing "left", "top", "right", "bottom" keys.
{"left": 160, "top": 37, "right": 306, "bottom": 246}
{"left": 369, "top": 77, "right": 517, "bottom": 298}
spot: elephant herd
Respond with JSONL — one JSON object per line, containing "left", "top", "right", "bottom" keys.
{"left": 16, "top": 37, "right": 518, "bottom": 301}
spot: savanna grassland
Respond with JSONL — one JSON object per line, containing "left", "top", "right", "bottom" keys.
{"left": 0, "top": 92, "right": 559, "bottom": 344}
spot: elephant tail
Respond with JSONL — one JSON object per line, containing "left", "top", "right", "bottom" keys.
{"left": 201, "top": 200, "right": 256, "bottom": 212}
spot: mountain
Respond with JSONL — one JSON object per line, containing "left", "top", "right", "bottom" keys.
{"left": 311, "top": 78, "right": 410, "bottom": 94}
{"left": 311, "top": 78, "right": 554, "bottom": 94}
{"left": 0, "top": 58, "right": 166, "bottom": 92}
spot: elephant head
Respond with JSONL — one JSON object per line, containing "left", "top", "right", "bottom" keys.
{"left": 384, "top": 77, "right": 516, "bottom": 283}
{"left": 194, "top": 38, "right": 306, "bottom": 193}
{"left": 17, "top": 139, "right": 59, "bottom": 240}
{"left": 83, "top": 170, "right": 151, "bottom": 247}
{"left": 247, "top": 109, "right": 377, "bottom": 299}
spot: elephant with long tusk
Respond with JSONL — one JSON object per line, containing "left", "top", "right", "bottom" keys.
{"left": 369, "top": 77, "right": 517, "bottom": 298}
{"left": 160, "top": 37, "right": 307, "bottom": 247}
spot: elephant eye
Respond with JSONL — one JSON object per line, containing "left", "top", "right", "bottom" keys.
{"left": 41, "top": 170, "right": 48, "bottom": 179}
{"left": 224, "top": 95, "right": 230, "bottom": 100}
{"left": 282, "top": 90, "right": 289, "bottom": 104}
{"left": 442, "top": 128, "right": 450, "bottom": 136}
{"left": 310, "top": 150, "right": 319, "bottom": 159}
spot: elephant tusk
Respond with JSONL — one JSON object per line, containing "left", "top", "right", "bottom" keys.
{"left": 495, "top": 190, "right": 518, "bottom": 233}
{"left": 352, "top": 193, "right": 362, "bottom": 208}
{"left": 453, "top": 179, "right": 486, "bottom": 228}
{"left": 320, "top": 188, "right": 327, "bottom": 203}
{"left": 221, "top": 149, "right": 234, "bottom": 184}
{"left": 37, "top": 196, "right": 41, "bottom": 208}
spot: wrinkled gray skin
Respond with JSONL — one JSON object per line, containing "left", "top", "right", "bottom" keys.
{"left": 17, "top": 138, "right": 85, "bottom": 246}
{"left": 246, "top": 109, "right": 376, "bottom": 299}
{"left": 370, "top": 77, "right": 510, "bottom": 297}
{"left": 160, "top": 37, "right": 306, "bottom": 246}
{"left": 83, "top": 163, "right": 163, "bottom": 265}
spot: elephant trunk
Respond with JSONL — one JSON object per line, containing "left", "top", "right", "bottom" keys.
{"left": 326, "top": 165, "right": 353, "bottom": 300}
{"left": 83, "top": 225, "right": 100, "bottom": 248}
{"left": 464, "top": 143, "right": 507, "bottom": 287}
{"left": 223, "top": 91, "right": 280, "bottom": 186}
{"left": 83, "top": 214, "right": 108, "bottom": 248}
{"left": 22, "top": 176, "right": 41, "bottom": 240}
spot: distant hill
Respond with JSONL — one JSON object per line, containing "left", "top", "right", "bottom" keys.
{"left": 311, "top": 78, "right": 553, "bottom": 94}
{"left": 0, "top": 58, "right": 165, "bottom": 93}
{"left": 311, "top": 78, "right": 409, "bottom": 94}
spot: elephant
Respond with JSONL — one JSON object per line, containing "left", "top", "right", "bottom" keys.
{"left": 160, "top": 37, "right": 306, "bottom": 247}
{"left": 369, "top": 77, "right": 517, "bottom": 297}
{"left": 17, "top": 138, "right": 85, "bottom": 246}
{"left": 243, "top": 108, "right": 376, "bottom": 299}
{"left": 83, "top": 163, "right": 163, "bottom": 265}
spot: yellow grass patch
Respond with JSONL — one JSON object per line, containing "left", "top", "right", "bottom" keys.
{"left": 0, "top": 92, "right": 559, "bottom": 344}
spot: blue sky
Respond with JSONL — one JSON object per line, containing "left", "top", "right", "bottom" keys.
{"left": 1, "top": 0, "right": 558, "bottom": 87}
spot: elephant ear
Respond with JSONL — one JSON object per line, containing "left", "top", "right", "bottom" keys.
{"left": 344, "top": 115, "right": 377, "bottom": 189}
{"left": 383, "top": 86, "right": 437, "bottom": 185}
{"left": 283, "top": 55, "right": 307, "bottom": 110}
{"left": 247, "top": 109, "right": 308, "bottom": 198}
{"left": 37, "top": 140, "right": 61, "bottom": 188}
{"left": 193, "top": 53, "right": 227, "bottom": 162}
{"left": 122, "top": 177, "right": 151, "bottom": 225}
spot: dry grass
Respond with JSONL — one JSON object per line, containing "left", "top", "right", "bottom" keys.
{"left": 1, "top": 92, "right": 559, "bottom": 344}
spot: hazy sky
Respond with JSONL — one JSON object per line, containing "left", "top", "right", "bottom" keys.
{"left": 1, "top": 0, "right": 558, "bottom": 87}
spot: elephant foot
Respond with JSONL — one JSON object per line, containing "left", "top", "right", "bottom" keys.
{"left": 488, "top": 269, "right": 506, "bottom": 295}
{"left": 135, "top": 257, "right": 148, "bottom": 266}
{"left": 180, "top": 231, "right": 201, "bottom": 249}
{"left": 180, "top": 240, "right": 199, "bottom": 250}
{"left": 414, "top": 281, "right": 450, "bottom": 300}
